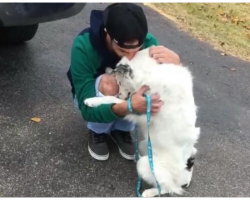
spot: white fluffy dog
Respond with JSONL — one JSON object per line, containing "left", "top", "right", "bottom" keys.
{"left": 84, "top": 48, "right": 200, "bottom": 197}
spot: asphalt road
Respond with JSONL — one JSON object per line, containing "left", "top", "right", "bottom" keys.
{"left": 0, "top": 3, "right": 250, "bottom": 197}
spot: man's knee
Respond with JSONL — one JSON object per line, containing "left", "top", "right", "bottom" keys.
{"left": 113, "top": 119, "right": 135, "bottom": 132}
{"left": 87, "top": 121, "right": 114, "bottom": 134}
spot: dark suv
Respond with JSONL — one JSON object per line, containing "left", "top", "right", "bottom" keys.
{"left": 0, "top": 3, "right": 86, "bottom": 44}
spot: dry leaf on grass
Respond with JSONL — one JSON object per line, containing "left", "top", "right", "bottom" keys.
{"left": 221, "top": 17, "right": 228, "bottom": 22}
{"left": 243, "top": 26, "right": 250, "bottom": 30}
{"left": 220, "top": 42, "right": 225, "bottom": 46}
{"left": 218, "top": 8, "right": 225, "bottom": 15}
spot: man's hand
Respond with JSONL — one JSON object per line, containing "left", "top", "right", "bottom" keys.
{"left": 112, "top": 85, "right": 164, "bottom": 117}
{"left": 131, "top": 85, "right": 164, "bottom": 114}
{"left": 149, "top": 45, "right": 181, "bottom": 65}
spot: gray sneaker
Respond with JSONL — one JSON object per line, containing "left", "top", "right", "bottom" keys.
{"left": 88, "top": 130, "right": 109, "bottom": 161}
{"left": 110, "top": 130, "right": 135, "bottom": 160}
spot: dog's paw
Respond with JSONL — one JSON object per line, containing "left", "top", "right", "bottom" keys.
{"left": 84, "top": 98, "right": 99, "bottom": 107}
{"left": 142, "top": 189, "right": 158, "bottom": 197}
{"left": 182, "top": 166, "right": 194, "bottom": 188}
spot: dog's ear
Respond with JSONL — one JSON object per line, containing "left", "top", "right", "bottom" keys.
{"left": 105, "top": 67, "right": 114, "bottom": 74}
{"left": 114, "top": 64, "right": 133, "bottom": 79}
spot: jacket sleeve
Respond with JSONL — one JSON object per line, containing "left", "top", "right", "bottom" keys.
{"left": 70, "top": 37, "right": 120, "bottom": 123}
{"left": 143, "top": 33, "right": 159, "bottom": 48}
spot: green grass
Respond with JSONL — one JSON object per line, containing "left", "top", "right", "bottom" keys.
{"left": 147, "top": 3, "right": 250, "bottom": 61}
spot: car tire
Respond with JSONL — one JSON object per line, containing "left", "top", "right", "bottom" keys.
{"left": 0, "top": 24, "right": 39, "bottom": 44}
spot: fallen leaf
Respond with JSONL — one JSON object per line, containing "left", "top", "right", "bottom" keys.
{"left": 221, "top": 53, "right": 227, "bottom": 56}
{"left": 231, "top": 17, "right": 241, "bottom": 24}
{"left": 243, "top": 26, "right": 250, "bottom": 30}
{"left": 31, "top": 117, "right": 41, "bottom": 123}
{"left": 231, "top": 68, "right": 236, "bottom": 71}
{"left": 220, "top": 42, "right": 225, "bottom": 46}
{"left": 218, "top": 8, "right": 225, "bottom": 15}
{"left": 221, "top": 17, "right": 228, "bottom": 22}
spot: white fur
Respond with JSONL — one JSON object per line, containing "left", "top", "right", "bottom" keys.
{"left": 84, "top": 48, "right": 200, "bottom": 197}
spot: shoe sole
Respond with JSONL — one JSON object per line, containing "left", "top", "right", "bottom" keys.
{"left": 110, "top": 136, "right": 135, "bottom": 160}
{"left": 88, "top": 144, "right": 109, "bottom": 161}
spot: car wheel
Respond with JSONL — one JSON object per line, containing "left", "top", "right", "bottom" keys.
{"left": 0, "top": 24, "right": 39, "bottom": 44}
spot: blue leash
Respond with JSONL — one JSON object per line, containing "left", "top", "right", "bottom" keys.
{"left": 127, "top": 94, "right": 161, "bottom": 197}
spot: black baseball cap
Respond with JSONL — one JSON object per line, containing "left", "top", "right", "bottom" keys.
{"left": 103, "top": 3, "right": 148, "bottom": 49}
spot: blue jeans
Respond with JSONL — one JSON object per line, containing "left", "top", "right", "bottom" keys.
{"left": 74, "top": 75, "right": 135, "bottom": 134}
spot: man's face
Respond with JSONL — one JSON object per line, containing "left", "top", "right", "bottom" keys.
{"left": 106, "top": 32, "right": 141, "bottom": 60}
{"left": 111, "top": 41, "right": 141, "bottom": 60}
